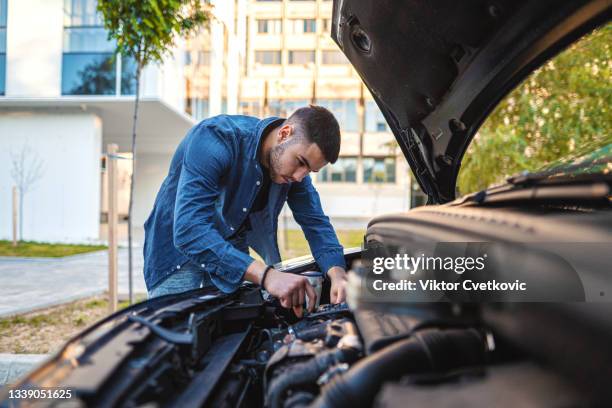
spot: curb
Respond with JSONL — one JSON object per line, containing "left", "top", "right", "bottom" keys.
{"left": 0, "top": 354, "right": 49, "bottom": 386}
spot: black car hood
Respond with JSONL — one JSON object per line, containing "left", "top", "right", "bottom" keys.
{"left": 331, "top": 0, "right": 611, "bottom": 203}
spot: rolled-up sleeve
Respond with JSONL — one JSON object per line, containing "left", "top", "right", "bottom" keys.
{"left": 287, "top": 175, "right": 346, "bottom": 276}
{"left": 173, "top": 126, "right": 254, "bottom": 293}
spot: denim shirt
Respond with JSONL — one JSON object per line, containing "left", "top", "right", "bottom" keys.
{"left": 143, "top": 114, "right": 346, "bottom": 292}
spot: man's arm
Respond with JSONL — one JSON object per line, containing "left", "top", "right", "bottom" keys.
{"left": 173, "top": 125, "right": 254, "bottom": 293}
{"left": 173, "top": 124, "right": 317, "bottom": 314}
{"left": 287, "top": 175, "right": 348, "bottom": 303}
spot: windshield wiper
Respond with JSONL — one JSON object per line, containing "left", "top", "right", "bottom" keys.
{"left": 459, "top": 179, "right": 611, "bottom": 206}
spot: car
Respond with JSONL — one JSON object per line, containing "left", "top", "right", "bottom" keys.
{"left": 1, "top": 0, "right": 611, "bottom": 407}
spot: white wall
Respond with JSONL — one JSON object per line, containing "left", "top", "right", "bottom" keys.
{"left": 0, "top": 112, "right": 102, "bottom": 243}
{"left": 132, "top": 152, "right": 173, "bottom": 228}
{"left": 5, "top": 0, "right": 64, "bottom": 97}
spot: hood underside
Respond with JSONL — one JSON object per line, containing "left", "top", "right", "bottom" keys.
{"left": 332, "top": 0, "right": 611, "bottom": 203}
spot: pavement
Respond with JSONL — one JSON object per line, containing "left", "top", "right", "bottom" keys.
{"left": 0, "top": 248, "right": 147, "bottom": 317}
{"left": 0, "top": 354, "right": 49, "bottom": 386}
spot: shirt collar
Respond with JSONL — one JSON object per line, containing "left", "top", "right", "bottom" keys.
{"left": 253, "top": 116, "right": 286, "bottom": 161}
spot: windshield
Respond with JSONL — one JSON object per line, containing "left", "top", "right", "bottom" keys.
{"left": 457, "top": 22, "right": 611, "bottom": 195}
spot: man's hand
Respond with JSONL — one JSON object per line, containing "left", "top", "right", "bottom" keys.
{"left": 327, "top": 266, "right": 348, "bottom": 304}
{"left": 246, "top": 261, "right": 316, "bottom": 317}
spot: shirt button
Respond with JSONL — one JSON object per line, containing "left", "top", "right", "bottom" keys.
{"left": 242, "top": 208, "right": 247, "bottom": 212}
{"left": 201, "top": 263, "right": 206, "bottom": 268}
{"left": 230, "top": 227, "right": 235, "bottom": 231}
{"left": 256, "top": 181, "right": 261, "bottom": 186}
{"left": 176, "top": 264, "right": 181, "bottom": 270}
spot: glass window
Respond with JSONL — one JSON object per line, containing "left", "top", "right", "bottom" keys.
{"left": 239, "top": 100, "right": 262, "bottom": 116}
{"left": 457, "top": 23, "right": 612, "bottom": 195}
{"left": 365, "top": 100, "right": 389, "bottom": 132}
{"left": 363, "top": 157, "right": 396, "bottom": 183}
{"left": 62, "top": 0, "right": 126, "bottom": 95}
{"left": 63, "top": 27, "right": 114, "bottom": 53}
{"left": 288, "top": 50, "right": 314, "bottom": 65}
{"left": 317, "top": 158, "right": 357, "bottom": 183}
{"left": 257, "top": 19, "right": 282, "bottom": 34}
{"left": 322, "top": 19, "right": 331, "bottom": 33}
{"left": 255, "top": 50, "right": 281, "bottom": 65}
{"left": 282, "top": 100, "right": 309, "bottom": 116}
{"left": 120, "top": 55, "right": 137, "bottom": 95}
{"left": 316, "top": 99, "right": 358, "bottom": 132}
{"left": 62, "top": 53, "right": 116, "bottom": 95}
{"left": 322, "top": 50, "right": 348, "bottom": 65}
{"left": 0, "top": 0, "right": 6, "bottom": 95}
{"left": 63, "top": 0, "right": 102, "bottom": 26}
{"left": 289, "top": 19, "right": 316, "bottom": 34}
{"left": 185, "top": 50, "right": 210, "bottom": 66}
{"left": 0, "top": 53, "right": 5, "bottom": 96}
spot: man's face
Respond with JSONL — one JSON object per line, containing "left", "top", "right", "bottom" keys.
{"left": 267, "top": 124, "right": 328, "bottom": 184}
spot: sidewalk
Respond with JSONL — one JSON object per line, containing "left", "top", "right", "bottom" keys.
{"left": 0, "top": 248, "right": 147, "bottom": 317}
{"left": 0, "top": 354, "right": 49, "bottom": 386}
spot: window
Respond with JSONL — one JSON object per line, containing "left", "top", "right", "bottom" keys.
{"left": 363, "top": 157, "right": 396, "bottom": 183}
{"left": 289, "top": 19, "right": 316, "bottom": 34}
{"left": 187, "top": 98, "right": 209, "bottom": 121}
{"left": 457, "top": 23, "right": 612, "bottom": 195}
{"left": 62, "top": 0, "right": 135, "bottom": 95}
{"left": 266, "top": 99, "right": 309, "bottom": 117}
{"left": 255, "top": 50, "right": 281, "bottom": 65}
{"left": 365, "top": 100, "right": 389, "bottom": 132}
{"left": 0, "top": 0, "right": 7, "bottom": 95}
{"left": 411, "top": 176, "right": 428, "bottom": 207}
{"left": 316, "top": 99, "right": 358, "bottom": 132}
{"left": 257, "top": 19, "right": 282, "bottom": 34}
{"left": 322, "top": 18, "right": 331, "bottom": 33}
{"left": 186, "top": 50, "right": 210, "bottom": 66}
{"left": 239, "top": 100, "right": 262, "bottom": 116}
{"left": 317, "top": 158, "right": 357, "bottom": 183}
{"left": 288, "top": 50, "right": 314, "bottom": 65}
{"left": 322, "top": 50, "right": 348, "bottom": 65}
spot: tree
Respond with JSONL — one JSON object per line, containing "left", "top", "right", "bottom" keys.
{"left": 10, "top": 143, "right": 45, "bottom": 242}
{"left": 458, "top": 23, "right": 612, "bottom": 195}
{"left": 97, "top": 0, "right": 210, "bottom": 303}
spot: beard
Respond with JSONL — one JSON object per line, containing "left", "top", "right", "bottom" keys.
{"left": 267, "top": 138, "right": 297, "bottom": 183}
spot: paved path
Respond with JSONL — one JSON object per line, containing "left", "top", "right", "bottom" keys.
{"left": 0, "top": 354, "right": 49, "bottom": 386}
{"left": 0, "top": 249, "right": 147, "bottom": 317}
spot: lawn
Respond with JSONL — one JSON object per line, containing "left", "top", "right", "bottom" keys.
{"left": 278, "top": 229, "right": 364, "bottom": 259}
{"left": 0, "top": 241, "right": 107, "bottom": 258}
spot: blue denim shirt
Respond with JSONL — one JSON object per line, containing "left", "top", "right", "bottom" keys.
{"left": 143, "top": 114, "right": 346, "bottom": 292}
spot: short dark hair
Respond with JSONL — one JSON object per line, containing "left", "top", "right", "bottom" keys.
{"left": 287, "top": 105, "right": 341, "bottom": 164}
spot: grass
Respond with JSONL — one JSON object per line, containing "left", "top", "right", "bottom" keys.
{"left": 0, "top": 240, "right": 107, "bottom": 258}
{"left": 0, "top": 296, "right": 143, "bottom": 354}
{"left": 277, "top": 229, "right": 364, "bottom": 260}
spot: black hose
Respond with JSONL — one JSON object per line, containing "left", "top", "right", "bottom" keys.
{"left": 311, "top": 328, "right": 486, "bottom": 408}
{"left": 267, "top": 350, "right": 338, "bottom": 408}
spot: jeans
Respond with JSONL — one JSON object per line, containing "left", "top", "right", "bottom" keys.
{"left": 148, "top": 261, "right": 214, "bottom": 298}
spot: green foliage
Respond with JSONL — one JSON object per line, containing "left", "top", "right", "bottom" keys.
{"left": 97, "top": 0, "right": 210, "bottom": 69}
{"left": 457, "top": 23, "right": 612, "bottom": 195}
{"left": 0, "top": 240, "right": 107, "bottom": 257}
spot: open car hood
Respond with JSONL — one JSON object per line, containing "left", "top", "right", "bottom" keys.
{"left": 331, "top": 0, "right": 611, "bottom": 203}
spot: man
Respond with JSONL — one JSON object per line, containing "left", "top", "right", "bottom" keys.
{"left": 143, "top": 105, "right": 348, "bottom": 315}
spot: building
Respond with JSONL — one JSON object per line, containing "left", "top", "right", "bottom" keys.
{"left": 0, "top": 0, "right": 194, "bottom": 243}
{"left": 186, "top": 0, "right": 426, "bottom": 229}
{"left": 0, "top": 0, "right": 425, "bottom": 245}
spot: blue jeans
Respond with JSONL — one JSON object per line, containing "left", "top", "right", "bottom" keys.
{"left": 148, "top": 262, "right": 214, "bottom": 298}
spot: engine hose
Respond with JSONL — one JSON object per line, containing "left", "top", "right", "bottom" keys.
{"left": 310, "top": 328, "right": 486, "bottom": 408}
{"left": 267, "top": 343, "right": 361, "bottom": 408}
